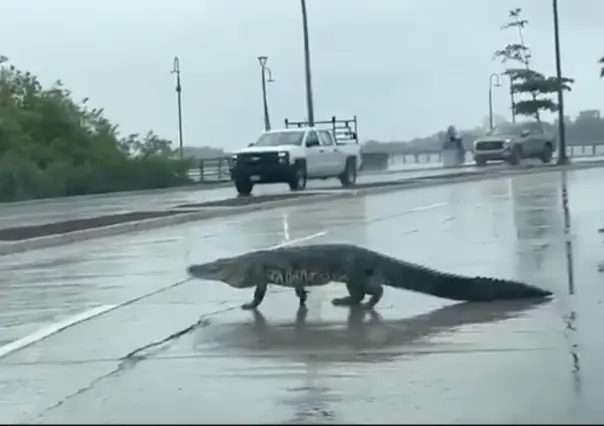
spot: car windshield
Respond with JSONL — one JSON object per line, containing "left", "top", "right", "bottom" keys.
{"left": 252, "top": 131, "right": 304, "bottom": 147}
{"left": 488, "top": 123, "right": 542, "bottom": 137}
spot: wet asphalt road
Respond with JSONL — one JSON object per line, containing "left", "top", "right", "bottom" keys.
{"left": 3, "top": 156, "right": 602, "bottom": 230}
{"left": 0, "top": 165, "right": 462, "bottom": 229}
{"left": 1, "top": 166, "right": 603, "bottom": 423}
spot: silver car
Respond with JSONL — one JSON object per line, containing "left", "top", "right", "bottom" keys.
{"left": 473, "top": 122, "right": 556, "bottom": 166}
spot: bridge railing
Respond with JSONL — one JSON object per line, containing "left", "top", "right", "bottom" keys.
{"left": 384, "top": 143, "right": 604, "bottom": 169}
{"left": 187, "top": 143, "right": 604, "bottom": 183}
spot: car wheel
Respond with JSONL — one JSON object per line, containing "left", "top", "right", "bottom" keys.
{"left": 506, "top": 146, "right": 522, "bottom": 166}
{"left": 475, "top": 157, "right": 487, "bottom": 167}
{"left": 540, "top": 143, "right": 553, "bottom": 163}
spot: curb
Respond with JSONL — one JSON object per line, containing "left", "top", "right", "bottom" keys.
{"left": 1, "top": 160, "right": 602, "bottom": 257}
{"left": 0, "top": 166, "right": 433, "bottom": 208}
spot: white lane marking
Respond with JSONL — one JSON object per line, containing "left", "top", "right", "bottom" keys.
{"left": 0, "top": 304, "right": 117, "bottom": 360}
{"left": 273, "top": 231, "right": 327, "bottom": 248}
{"left": 360, "top": 202, "right": 448, "bottom": 225}
{"left": 0, "top": 231, "right": 328, "bottom": 361}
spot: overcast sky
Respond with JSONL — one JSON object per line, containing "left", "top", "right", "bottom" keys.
{"left": 1, "top": 0, "right": 602, "bottom": 150}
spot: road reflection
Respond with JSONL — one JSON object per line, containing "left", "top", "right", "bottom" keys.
{"left": 195, "top": 298, "right": 551, "bottom": 423}
{"left": 510, "top": 173, "right": 562, "bottom": 279}
{"left": 196, "top": 299, "right": 551, "bottom": 363}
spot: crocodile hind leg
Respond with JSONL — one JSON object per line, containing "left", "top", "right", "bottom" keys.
{"left": 362, "top": 269, "right": 384, "bottom": 309}
{"left": 331, "top": 282, "right": 365, "bottom": 307}
{"left": 331, "top": 265, "right": 371, "bottom": 307}
{"left": 332, "top": 267, "right": 384, "bottom": 309}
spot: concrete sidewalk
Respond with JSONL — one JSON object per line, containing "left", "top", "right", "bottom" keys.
{"left": 0, "top": 167, "right": 603, "bottom": 423}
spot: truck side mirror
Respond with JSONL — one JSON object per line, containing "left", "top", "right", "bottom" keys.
{"left": 521, "top": 130, "right": 530, "bottom": 137}
{"left": 248, "top": 142, "right": 255, "bottom": 147}
{"left": 306, "top": 139, "right": 319, "bottom": 147}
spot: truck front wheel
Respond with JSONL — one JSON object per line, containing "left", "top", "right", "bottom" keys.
{"left": 234, "top": 178, "right": 253, "bottom": 196}
{"left": 339, "top": 157, "right": 357, "bottom": 187}
{"left": 506, "top": 146, "right": 522, "bottom": 166}
{"left": 289, "top": 162, "right": 307, "bottom": 191}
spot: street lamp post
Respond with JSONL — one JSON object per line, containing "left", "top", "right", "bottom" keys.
{"left": 258, "top": 56, "right": 275, "bottom": 131}
{"left": 507, "top": 76, "right": 516, "bottom": 124}
{"left": 553, "top": 0, "right": 569, "bottom": 165}
{"left": 171, "top": 56, "right": 184, "bottom": 161}
{"left": 489, "top": 73, "right": 502, "bottom": 131}
{"left": 300, "top": 0, "right": 315, "bottom": 126}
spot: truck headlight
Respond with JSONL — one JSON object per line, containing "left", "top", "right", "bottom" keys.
{"left": 278, "top": 151, "right": 289, "bottom": 163}
{"left": 503, "top": 139, "right": 512, "bottom": 148}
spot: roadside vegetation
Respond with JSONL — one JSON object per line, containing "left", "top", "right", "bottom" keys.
{"left": 0, "top": 56, "right": 193, "bottom": 202}
{"left": 494, "top": 8, "right": 574, "bottom": 123}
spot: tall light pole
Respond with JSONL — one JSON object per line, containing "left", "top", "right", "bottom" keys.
{"left": 258, "top": 56, "right": 275, "bottom": 131}
{"left": 300, "top": 0, "right": 315, "bottom": 126}
{"left": 553, "top": 0, "right": 569, "bottom": 165}
{"left": 171, "top": 56, "right": 184, "bottom": 161}
{"left": 507, "top": 75, "right": 516, "bottom": 124}
{"left": 488, "top": 73, "right": 502, "bottom": 131}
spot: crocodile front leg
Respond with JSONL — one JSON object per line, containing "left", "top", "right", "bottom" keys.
{"left": 295, "top": 286, "right": 309, "bottom": 307}
{"left": 241, "top": 281, "right": 268, "bottom": 310}
{"left": 241, "top": 264, "right": 269, "bottom": 310}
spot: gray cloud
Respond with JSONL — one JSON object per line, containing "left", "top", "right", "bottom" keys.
{"left": 1, "top": 0, "right": 602, "bottom": 151}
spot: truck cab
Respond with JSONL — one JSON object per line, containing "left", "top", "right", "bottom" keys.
{"left": 229, "top": 116, "right": 362, "bottom": 196}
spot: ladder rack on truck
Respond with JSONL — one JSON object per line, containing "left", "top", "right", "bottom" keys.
{"left": 284, "top": 116, "right": 358, "bottom": 145}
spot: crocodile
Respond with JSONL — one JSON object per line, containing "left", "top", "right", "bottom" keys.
{"left": 186, "top": 243, "right": 553, "bottom": 310}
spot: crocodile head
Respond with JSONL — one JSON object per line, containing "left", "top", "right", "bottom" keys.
{"left": 187, "top": 256, "right": 255, "bottom": 288}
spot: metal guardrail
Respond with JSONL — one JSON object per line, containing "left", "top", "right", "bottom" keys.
{"left": 187, "top": 144, "right": 604, "bottom": 183}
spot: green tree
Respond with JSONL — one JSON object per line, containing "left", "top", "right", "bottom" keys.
{"left": 0, "top": 56, "right": 192, "bottom": 202}
{"left": 494, "top": 8, "right": 574, "bottom": 122}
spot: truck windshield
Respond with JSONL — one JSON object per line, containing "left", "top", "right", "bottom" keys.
{"left": 253, "top": 131, "right": 304, "bottom": 147}
{"left": 488, "top": 125, "right": 519, "bottom": 136}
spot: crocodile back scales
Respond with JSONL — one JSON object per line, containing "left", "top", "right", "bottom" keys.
{"left": 275, "top": 243, "right": 552, "bottom": 301}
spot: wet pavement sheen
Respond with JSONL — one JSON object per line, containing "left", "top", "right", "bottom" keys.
{"left": 0, "top": 167, "right": 468, "bottom": 230}
{"left": 1, "top": 167, "right": 603, "bottom": 423}
{"left": 3, "top": 157, "right": 600, "bottom": 230}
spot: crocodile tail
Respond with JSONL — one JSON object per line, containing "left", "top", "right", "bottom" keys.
{"left": 384, "top": 263, "right": 552, "bottom": 302}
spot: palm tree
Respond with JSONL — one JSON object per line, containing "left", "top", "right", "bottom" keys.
{"left": 600, "top": 56, "right": 604, "bottom": 78}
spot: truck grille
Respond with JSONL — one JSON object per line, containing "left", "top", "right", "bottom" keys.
{"left": 475, "top": 141, "right": 504, "bottom": 151}
{"left": 237, "top": 152, "right": 280, "bottom": 166}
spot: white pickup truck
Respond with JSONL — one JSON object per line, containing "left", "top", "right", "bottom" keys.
{"left": 229, "top": 126, "right": 363, "bottom": 196}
